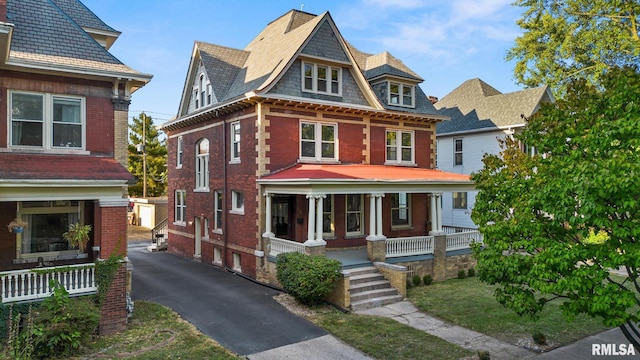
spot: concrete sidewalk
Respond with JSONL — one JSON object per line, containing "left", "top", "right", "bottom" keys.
{"left": 356, "top": 301, "right": 537, "bottom": 360}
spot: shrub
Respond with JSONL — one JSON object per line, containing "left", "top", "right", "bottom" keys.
{"left": 457, "top": 269, "right": 467, "bottom": 279}
{"left": 423, "top": 274, "right": 433, "bottom": 285}
{"left": 276, "top": 252, "right": 341, "bottom": 305}
{"left": 412, "top": 274, "right": 422, "bottom": 286}
{"left": 406, "top": 279, "right": 413, "bottom": 289}
{"left": 477, "top": 350, "right": 491, "bottom": 360}
{"left": 0, "top": 302, "right": 37, "bottom": 342}
{"left": 532, "top": 331, "right": 547, "bottom": 345}
{"left": 32, "top": 280, "right": 99, "bottom": 358}
{"left": 467, "top": 268, "right": 476, "bottom": 277}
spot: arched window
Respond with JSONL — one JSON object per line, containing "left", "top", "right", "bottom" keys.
{"left": 195, "top": 138, "right": 209, "bottom": 190}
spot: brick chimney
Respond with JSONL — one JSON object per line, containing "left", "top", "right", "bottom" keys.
{"left": 0, "top": 0, "right": 6, "bottom": 22}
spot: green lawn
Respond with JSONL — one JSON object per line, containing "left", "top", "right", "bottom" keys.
{"left": 311, "top": 309, "right": 473, "bottom": 360}
{"left": 408, "top": 277, "right": 612, "bottom": 346}
{"left": 76, "top": 301, "right": 240, "bottom": 360}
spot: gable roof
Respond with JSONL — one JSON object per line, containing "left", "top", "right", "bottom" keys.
{"left": 435, "top": 78, "right": 553, "bottom": 135}
{"left": 171, "top": 9, "right": 440, "bottom": 125}
{"left": 3, "top": 0, "right": 151, "bottom": 85}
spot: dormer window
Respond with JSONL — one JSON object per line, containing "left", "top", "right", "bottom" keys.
{"left": 302, "top": 61, "right": 342, "bottom": 96}
{"left": 388, "top": 82, "right": 414, "bottom": 108}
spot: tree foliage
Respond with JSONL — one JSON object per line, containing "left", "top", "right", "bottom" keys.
{"left": 508, "top": 0, "right": 640, "bottom": 96}
{"left": 471, "top": 67, "right": 640, "bottom": 343}
{"left": 128, "top": 112, "right": 167, "bottom": 197}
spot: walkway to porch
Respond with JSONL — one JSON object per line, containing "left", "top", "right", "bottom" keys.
{"left": 326, "top": 248, "right": 370, "bottom": 269}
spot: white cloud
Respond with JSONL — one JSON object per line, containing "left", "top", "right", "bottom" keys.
{"left": 362, "top": 0, "right": 426, "bottom": 9}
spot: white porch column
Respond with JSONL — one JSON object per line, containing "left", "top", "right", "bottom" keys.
{"left": 430, "top": 194, "right": 437, "bottom": 234}
{"left": 315, "top": 194, "right": 326, "bottom": 242}
{"left": 436, "top": 193, "right": 443, "bottom": 232}
{"left": 262, "top": 193, "right": 273, "bottom": 237}
{"left": 375, "top": 193, "right": 385, "bottom": 239}
{"left": 367, "top": 193, "right": 376, "bottom": 240}
{"left": 306, "top": 195, "right": 316, "bottom": 244}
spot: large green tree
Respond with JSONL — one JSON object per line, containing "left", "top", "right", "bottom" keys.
{"left": 128, "top": 112, "right": 167, "bottom": 197}
{"left": 508, "top": 0, "right": 640, "bottom": 96}
{"left": 471, "top": 67, "right": 640, "bottom": 345}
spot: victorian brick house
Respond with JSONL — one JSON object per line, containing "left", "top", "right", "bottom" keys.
{"left": 0, "top": 0, "right": 151, "bottom": 333}
{"left": 162, "top": 9, "right": 474, "bottom": 296}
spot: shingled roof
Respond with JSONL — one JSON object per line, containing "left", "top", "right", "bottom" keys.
{"left": 435, "top": 78, "right": 553, "bottom": 135}
{"left": 4, "top": 0, "right": 150, "bottom": 82}
{"left": 172, "top": 9, "right": 438, "bottom": 123}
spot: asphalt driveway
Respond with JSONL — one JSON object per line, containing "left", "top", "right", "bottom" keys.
{"left": 127, "top": 241, "right": 328, "bottom": 356}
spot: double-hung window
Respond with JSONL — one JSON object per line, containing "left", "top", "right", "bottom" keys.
{"left": 300, "top": 121, "right": 337, "bottom": 161}
{"left": 302, "top": 62, "right": 342, "bottom": 95}
{"left": 346, "top": 194, "right": 363, "bottom": 236}
{"left": 175, "top": 190, "right": 186, "bottom": 224}
{"left": 386, "top": 129, "right": 414, "bottom": 164}
{"left": 388, "top": 82, "right": 415, "bottom": 108}
{"left": 214, "top": 190, "right": 223, "bottom": 232}
{"left": 195, "top": 139, "right": 209, "bottom": 190}
{"left": 231, "top": 122, "right": 240, "bottom": 162}
{"left": 454, "top": 138, "right": 463, "bottom": 165}
{"left": 322, "top": 195, "right": 334, "bottom": 237}
{"left": 176, "top": 136, "right": 183, "bottom": 168}
{"left": 231, "top": 191, "right": 244, "bottom": 215}
{"left": 10, "top": 91, "right": 85, "bottom": 150}
{"left": 391, "top": 193, "right": 411, "bottom": 228}
{"left": 453, "top": 192, "right": 468, "bottom": 209}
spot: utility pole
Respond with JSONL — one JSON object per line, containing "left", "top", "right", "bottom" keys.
{"left": 142, "top": 112, "right": 147, "bottom": 198}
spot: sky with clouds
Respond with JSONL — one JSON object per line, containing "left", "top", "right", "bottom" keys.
{"left": 81, "top": 0, "right": 524, "bottom": 127}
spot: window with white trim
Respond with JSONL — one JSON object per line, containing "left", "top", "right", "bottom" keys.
{"left": 202, "top": 218, "right": 210, "bottom": 239}
{"left": 194, "top": 90, "right": 199, "bottom": 108}
{"left": 195, "top": 139, "right": 209, "bottom": 190}
{"left": 302, "top": 61, "right": 342, "bottom": 96}
{"left": 16, "top": 201, "right": 86, "bottom": 261}
{"left": 231, "top": 122, "right": 240, "bottom": 162}
{"left": 391, "top": 193, "right": 411, "bottom": 227}
{"left": 233, "top": 252, "right": 241, "bottom": 271}
{"left": 322, "top": 195, "right": 334, "bottom": 236}
{"left": 231, "top": 191, "right": 244, "bottom": 214}
{"left": 386, "top": 129, "right": 414, "bottom": 164}
{"left": 214, "top": 247, "right": 222, "bottom": 263}
{"left": 10, "top": 91, "right": 85, "bottom": 150}
{"left": 206, "top": 84, "right": 212, "bottom": 105}
{"left": 176, "top": 136, "right": 183, "bottom": 168}
{"left": 175, "top": 190, "right": 186, "bottom": 224}
{"left": 453, "top": 192, "right": 468, "bottom": 209}
{"left": 300, "top": 121, "right": 336, "bottom": 161}
{"left": 454, "top": 138, "right": 463, "bottom": 166}
{"left": 199, "top": 75, "right": 205, "bottom": 108}
{"left": 346, "top": 194, "right": 363, "bottom": 236}
{"left": 388, "top": 82, "right": 415, "bottom": 108}
{"left": 214, "top": 190, "right": 223, "bottom": 231}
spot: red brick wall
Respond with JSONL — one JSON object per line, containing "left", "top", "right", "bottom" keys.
{"left": 99, "top": 263, "right": 127, "bottom": 335}
{"left": 415, "top": 128, "right": 433, "bottom": 168}
{"left": 338, "top": 122, "right": 366, "bottom": 164}
{"left": 370, "top": 126, "right": 387, "bottom": 165}
{"left": 266, "top": 115, "right": 299, "bottom": 172}
{"left": 0, "top": 71, "right": 114, "bottom": 153}
{"left": 96, "top": 205, "right": 127, "bottom": 257}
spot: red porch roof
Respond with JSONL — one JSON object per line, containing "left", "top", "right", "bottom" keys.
{"left": 260, "top": 164, "right": 471, "bottom": 183}
{"left": 0, "top": 154, "right": 134, "bottom": 182}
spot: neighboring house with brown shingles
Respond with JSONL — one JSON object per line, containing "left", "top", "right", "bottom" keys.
{"left": 0, "top": 0, "right": 151, "bottom": 334}
{"left": 435, "top": 78, "right": 553, "bottom": 229}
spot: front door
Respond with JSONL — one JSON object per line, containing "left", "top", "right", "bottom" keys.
{"left": 272, "top": 195, "right": 295, "bottom": 240}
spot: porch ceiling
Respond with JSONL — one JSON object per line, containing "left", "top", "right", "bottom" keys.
{"left": 258, "top": 164, "right": 474, "bottom": 194}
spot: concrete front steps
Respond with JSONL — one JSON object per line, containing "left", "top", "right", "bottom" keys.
{"left": 349, "top": 266, "right": 403, "bottom": 311}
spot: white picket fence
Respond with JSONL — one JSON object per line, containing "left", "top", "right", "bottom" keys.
{"left": 0, "top": 264, "right": 97, "bottom": 303}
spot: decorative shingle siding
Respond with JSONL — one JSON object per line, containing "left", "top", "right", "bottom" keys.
{"left": 300, "top": 21, "right": 348, "bottom": 62}
{"left": 269, "top": 60, "right": 369, "bottom": 106}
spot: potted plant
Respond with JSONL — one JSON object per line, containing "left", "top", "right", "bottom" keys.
{"left": 7, "top": 218, "right": 27, "bottom": 233}
{"left": 63, "top": 222, "right": 92, "bottom": 252}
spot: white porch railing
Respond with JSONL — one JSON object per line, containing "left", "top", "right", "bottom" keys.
{"left": 386, "top": 236, "right": 434, "bottom": 258}
{"left": 0, "top": 264, "right": 97, "bottom": 303}
{"left": 446, "top": 230, "right": 483, "bottom": 251}
{"left": 268, "top": 236, "right": 306, "bottom": 257}
{"left": 442, "top": 225, "right": 479, "bottom": 234}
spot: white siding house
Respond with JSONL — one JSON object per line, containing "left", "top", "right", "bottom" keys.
{"left": 435, "top": 79, "right": 554, "bottom": 228}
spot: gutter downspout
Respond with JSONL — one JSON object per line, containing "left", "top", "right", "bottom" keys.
{"left": 221, "top": 111, "right": 229, "bottom": 268}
